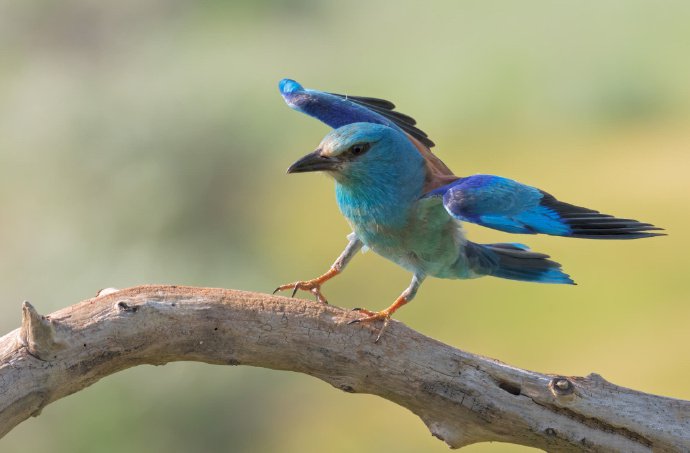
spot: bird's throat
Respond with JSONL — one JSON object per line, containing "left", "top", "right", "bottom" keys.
{"left": 335, "top": 179, "right": 419, "bottom": 231}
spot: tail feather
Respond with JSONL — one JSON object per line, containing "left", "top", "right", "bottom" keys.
{"left": 466, "top": 242, "right": 575, "bottom": 285}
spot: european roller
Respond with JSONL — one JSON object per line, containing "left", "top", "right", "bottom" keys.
{"left": 274, "top": 79, "right": 663, "bottom": 341}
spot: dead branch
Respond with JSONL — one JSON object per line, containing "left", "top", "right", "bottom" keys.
{"left": 0, "top": 285, "right": 687, "bottom": 452}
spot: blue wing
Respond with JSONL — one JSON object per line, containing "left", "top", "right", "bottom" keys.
{"left": 279, "top": 78, "right": 435, "bottom": 148}
{"left": 425, "top": 175, "right": 664, "bottom": 239}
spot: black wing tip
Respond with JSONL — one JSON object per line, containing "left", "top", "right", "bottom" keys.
{"left": 333, "top": 93, "right": 396, "bottom": 110}
{"left": 539, "top": 192, "right": 665, "bottom": 240}
{"left": 568, "top": 231, "right": 666, "bottom": 240}
{"left": 326, "top": 92, "right": 396, "bottom": 110}
{"left": 404, "top": 129, "right": 435, "bottom": 148}
{"left": 566, "top": 224, "right": 665, "bottom": 239}
{"left": 566, "top": 221, "right": 665, "bottom": 239}
{"left": 328, "top": 91, "right": 435, "bottom": 148}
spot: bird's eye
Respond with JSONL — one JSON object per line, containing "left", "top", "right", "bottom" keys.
{"left": 349, "top": 143, "right": 370, "bottom": 156}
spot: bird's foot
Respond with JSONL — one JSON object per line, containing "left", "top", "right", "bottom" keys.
{"left": 348, "top": 309, "right": 392, "bottom": 343}
{"left": 348, "top": 294, "right": 411, "bottom": 342}
{"left": 273, "top": 277, "right": 330, "bottom": 304}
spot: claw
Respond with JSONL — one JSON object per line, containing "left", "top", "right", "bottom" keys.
{"left": 348, "top": 310, "right": 392, "bottom": 342}
{"left": 274, "top": 268, "right": 339, "bottom": 304}
{"left": 273, "top": 279, "right": 329, "bottom": 304}
{"left": 348, "top": 294, "right": 411, "bottom": 342}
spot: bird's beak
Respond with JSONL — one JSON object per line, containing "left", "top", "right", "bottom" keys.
{"left": 287, "top": 150, "right": 339, "bottom": 174}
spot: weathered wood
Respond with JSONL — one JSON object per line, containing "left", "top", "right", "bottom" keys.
{"left": 0, "top": 285, "right": 687, "bottom": 451}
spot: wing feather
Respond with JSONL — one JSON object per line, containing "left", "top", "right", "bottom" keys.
{"left": 424, "top": 175, "right": 663, "bottom": 239}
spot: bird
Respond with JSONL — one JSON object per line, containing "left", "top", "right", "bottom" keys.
{"left": 273, "top": 78, "right": 663, "bottom": 341}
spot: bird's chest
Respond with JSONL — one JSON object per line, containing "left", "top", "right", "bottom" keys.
{"left": 339, "top": 199, "right": 411, "bottom": 253}
{"left": 336, "top": 188, "right": 461, "bottom": 275}
{"left": 336, "top": 186, "right": 409, "bottom": 252}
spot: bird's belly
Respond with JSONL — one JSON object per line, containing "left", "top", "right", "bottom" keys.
{"left": 349, "top": 211, "right": 466, "bottom": 279}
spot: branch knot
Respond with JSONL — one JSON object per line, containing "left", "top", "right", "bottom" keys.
{"left": 20, "top": 301, "right": 67, "bottom": 360}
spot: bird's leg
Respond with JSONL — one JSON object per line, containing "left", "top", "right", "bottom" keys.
{"left": 349, "top": 273, "right": 426, "bottom": 342}
{"left": 273, "top": 234, "right": 363, "bottom": 304}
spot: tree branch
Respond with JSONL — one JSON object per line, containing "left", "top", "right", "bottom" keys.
{"left": 0, "top": 285, "right": 687, "bottom": 451}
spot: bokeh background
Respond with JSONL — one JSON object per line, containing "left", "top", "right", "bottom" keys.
{"left": 1, "top": 1, "right": 689, "bottom": 452}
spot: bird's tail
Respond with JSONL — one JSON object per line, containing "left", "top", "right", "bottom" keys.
{"left": 466, "top": 242, "right": 575, "bottom": 284}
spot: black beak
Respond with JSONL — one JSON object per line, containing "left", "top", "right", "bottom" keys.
{"left": 287, "top": 150, "right": 339, "bottom": 174}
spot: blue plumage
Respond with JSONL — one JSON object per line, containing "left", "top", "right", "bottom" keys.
{"left": 280, "top": 79, "right": 401, "bottom": 131}
{"left": 426, "top": 175, "right": 662, "bottom": 238}
{"left": 279, "top": 78, "right": 435, "bottom": 148}
{"left": 465, "top": 243, "right": 574, "bottom": 284}
{"left": 274, "top": 79, "right": 663, "bottom": 340}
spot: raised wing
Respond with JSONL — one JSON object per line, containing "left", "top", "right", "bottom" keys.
{"left": 425, "top": 174, "right": 664, "bottom": 239}
{"left": 279, "top": 78, "right": 434, "bottom": 147}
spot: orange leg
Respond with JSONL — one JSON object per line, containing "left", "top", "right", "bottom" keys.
{"left": 349, "top": 273, "right": 425, "bottom": 342}
{"left": 273, "top": 235, "right": 362, "bottom": 304}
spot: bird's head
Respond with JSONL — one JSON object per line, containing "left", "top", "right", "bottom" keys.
{"left": 287, "top": 123, "right": 424, "bottom": 185}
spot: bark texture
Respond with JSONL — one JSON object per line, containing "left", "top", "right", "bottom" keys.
{"left": 0, "top": 285, "right": 687, "bottom": 451}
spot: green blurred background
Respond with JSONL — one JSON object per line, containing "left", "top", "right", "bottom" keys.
{"left": 1, "top": 1, "right": 688, "bottom": 452}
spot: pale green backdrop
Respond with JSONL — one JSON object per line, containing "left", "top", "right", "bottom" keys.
{"left": 0, "top": 1, "right": 688, "bottom": 452}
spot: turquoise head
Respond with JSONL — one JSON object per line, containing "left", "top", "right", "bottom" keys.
{"left": 287, "top": 122, "right": 425, "bottom": 189}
